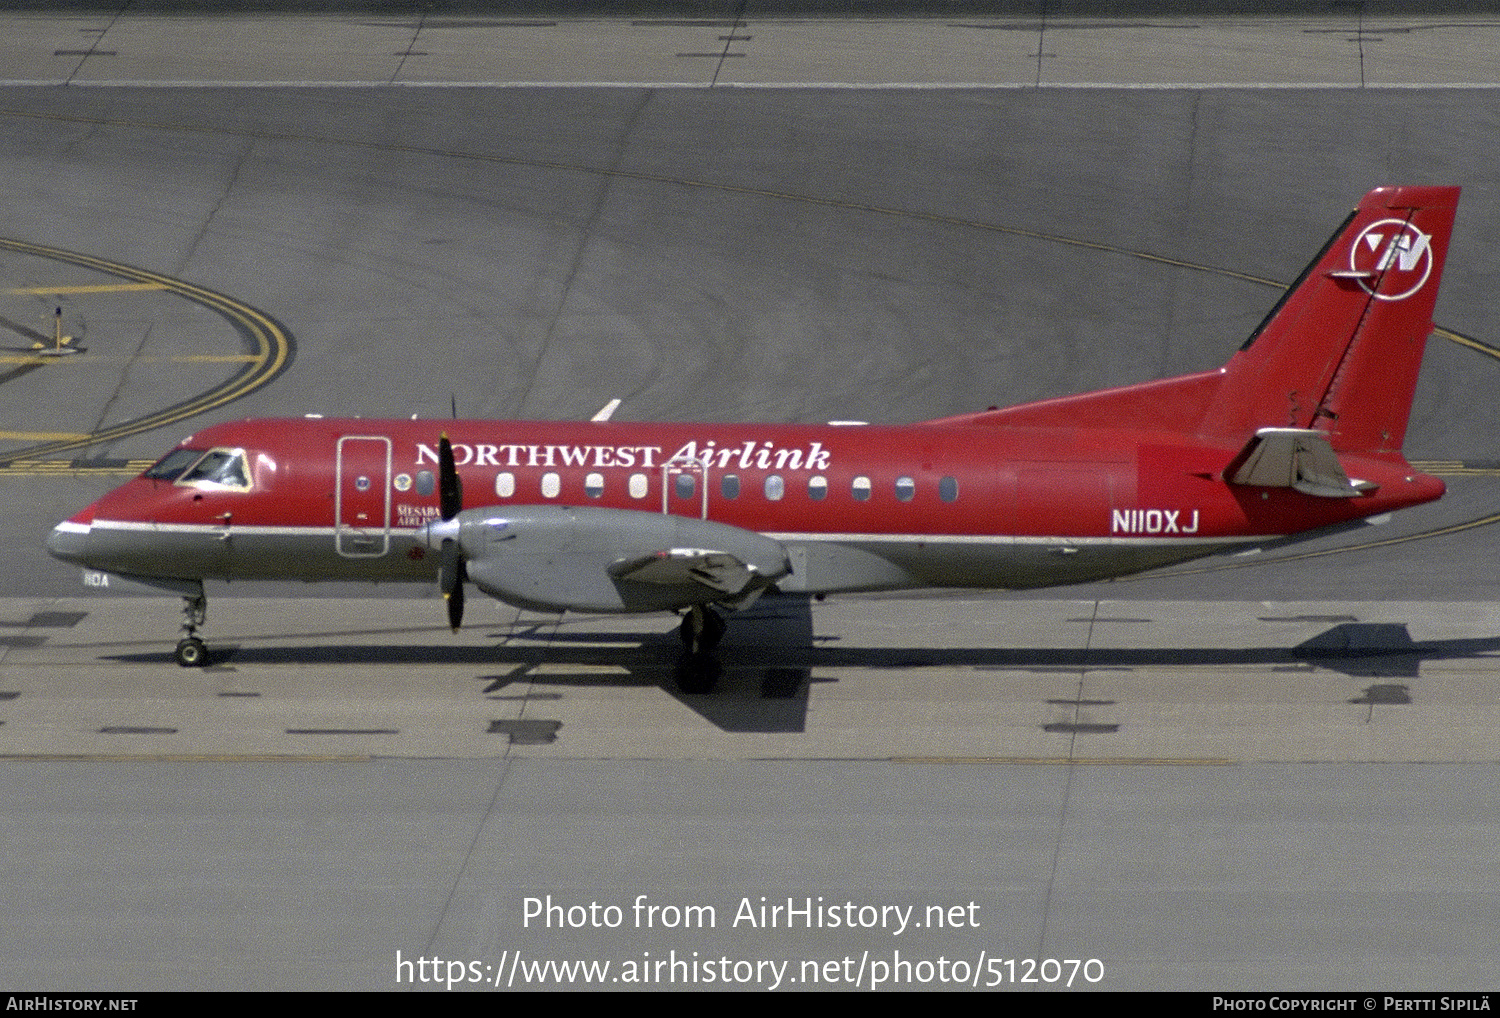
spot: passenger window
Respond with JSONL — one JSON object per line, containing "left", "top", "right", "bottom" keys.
{"left": 629, "top": 473, "right": 648, "bottom": 499}
{"left": 764, "top": 475, "right": 785, "bottom": 501}
{"left": 808, "top": 475, "right": 828, "bottom": 501}
{"left": 541, "top": 472, "right": 560, "bottom": 498}
{"left": 495, "top": 472, "right": 515, "bottom": 498}
{"left": 895, "top": 476, "right": 915, "bottom": 502}
{"left": 675, "top": 473, "right": 695, "bottom": 499}
{"left": 939, "top": 476, "right": 959, "bottom": 502}
{"left": 721, "top": 474, "right": 741, "bottom": 499}
{"left": 851, "top": 476, "right": 872, "bottom": 502}
{"left": 416, "top": 470, "right": 435, "bottom": 497}
{"left": 585, "top": 472, "right": 604, "bottom": 498}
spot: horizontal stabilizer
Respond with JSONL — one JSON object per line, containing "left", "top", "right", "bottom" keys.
{"left": 609, "top": 549, "right": 756, "bottom": 596}
{"left": 1228, "top": 428, "right": 1377, "bottom": 498}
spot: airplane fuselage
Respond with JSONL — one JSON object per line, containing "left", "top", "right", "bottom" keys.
{"left": 44, "top": 186, "right": 1464, "bottom": 670}
{"left": 53, "top": 415, "right": 1444, "bottom": 604}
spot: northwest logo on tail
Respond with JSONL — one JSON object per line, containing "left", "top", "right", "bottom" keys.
{"left": 1351, "top": 219, "right": 1433, "bottom": 301}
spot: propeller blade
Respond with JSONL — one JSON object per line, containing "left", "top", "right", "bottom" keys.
{"left": 439, "top": 538, "right": 460, "bottom": 594}
{"left": 437, "top": 434, "right": 466, "bottom": 631}
{"left": 438, "top": 433, "right": 463, "bottom": 521}
{"left": 439, "top": 539, "right": 466, "bottom": 631}
{"left": 446, "top": 571, "right": 465, "bottom": 632}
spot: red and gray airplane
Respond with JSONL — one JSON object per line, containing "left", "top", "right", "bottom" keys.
{"left": 47, "top": 186, "right": 1460, "bottom": 687}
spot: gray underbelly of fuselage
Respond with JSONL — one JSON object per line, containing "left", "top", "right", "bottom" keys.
{"left": 776, "top": 535, "right": 1248, "bottom": 593}
{"left": 81, "top": 522, "right": 1249, "bottom": 602}
{"left": 84, "top": 524, "right": 437, "bottom": 584}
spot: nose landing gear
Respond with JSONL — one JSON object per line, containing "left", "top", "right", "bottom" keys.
{"left": 175, "top": 590, "right": 209, "bottom": 667}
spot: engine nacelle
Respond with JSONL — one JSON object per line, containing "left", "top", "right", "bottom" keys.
{"left": 451, "top": 505, "right": 790, "bottom": 613}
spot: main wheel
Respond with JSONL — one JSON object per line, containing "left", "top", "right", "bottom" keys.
{"left": 174, "top": 637, "right": 208, "bottom": 667}
{"left": 678, "top": 607, "right": 726, "bottom": 655}
{"left": 700, "top": 609, "right": 726, "bottom": 651}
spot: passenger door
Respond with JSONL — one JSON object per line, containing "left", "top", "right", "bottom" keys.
{"left": 335, "top": 435, "right": 392, "bottom": 557}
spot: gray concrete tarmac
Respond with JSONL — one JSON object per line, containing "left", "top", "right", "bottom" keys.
{"left": 2, "top": 13, "right": 1500, "bottom": 993}
{"left": 3, "top": 757, "right": 1496, "bottom": 991}
{"left": 6, "top": 5, "right": 1500, "bottom": 87}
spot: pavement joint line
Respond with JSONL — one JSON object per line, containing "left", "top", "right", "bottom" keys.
{"left": 893, "top": 757, "right": 1239, "bottom": 765}
{"left": 0, "top": 753, "right": 374, "bottom": 762}
{"left": 9, "top": 82, "right": 1500, "bottom": 90}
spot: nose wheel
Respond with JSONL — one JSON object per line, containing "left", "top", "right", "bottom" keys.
{"left": 175, "top": 636, "right": 208, "bottom": 667}
{"left": 175, "top": 592, "right": 210, "bottom": 667}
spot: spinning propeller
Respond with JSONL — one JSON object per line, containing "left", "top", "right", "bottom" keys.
{"left": 436, "top": 434, "right": 466, "bottom": 631}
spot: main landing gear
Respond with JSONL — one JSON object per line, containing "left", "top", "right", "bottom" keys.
{"left": 175, "top": 591, "right": 209, "bottom": 667}
{"left": 676, "top": 605, "right": 726, "bottom": 693}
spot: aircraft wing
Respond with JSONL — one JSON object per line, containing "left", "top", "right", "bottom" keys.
{"left": 608, "top": 548, "right": 759, "bottom": 596}
{"left": 444, "top": 505, "right": 791, "bottom": 614}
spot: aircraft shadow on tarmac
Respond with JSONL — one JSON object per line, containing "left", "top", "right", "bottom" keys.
{"left": 102, "top": 599, "right": 1500, "bottom": 734}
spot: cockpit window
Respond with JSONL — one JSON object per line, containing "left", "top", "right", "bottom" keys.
{"left": 143, "top": 448, "right": 208, "bottom": 482}
{"left": 176, "top": 448, "right": 252, "bottom": 490}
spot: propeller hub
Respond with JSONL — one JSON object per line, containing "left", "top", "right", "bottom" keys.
{"left": 422, "top": 517, "right": 460, "bottom": 549}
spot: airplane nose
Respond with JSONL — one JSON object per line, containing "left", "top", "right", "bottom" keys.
{"left": 45, "top": 520, "right": 91, "bottom": 565}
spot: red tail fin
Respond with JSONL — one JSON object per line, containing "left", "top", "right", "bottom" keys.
{"left": 1203, "top": 185, "right": 1459, "bottom": 454}
{"left": 929, "top": 187, "right": 1459, "bottom": 455}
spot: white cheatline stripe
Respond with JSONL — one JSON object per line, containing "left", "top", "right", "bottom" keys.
{"left": 83, "top": 518, "right": 1279, "bottom": 546}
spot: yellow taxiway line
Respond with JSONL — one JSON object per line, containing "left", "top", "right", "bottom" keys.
{"left": 0, "top": 237, "right": 295, "bottom": 466}
{"left": 0, "top": 459, "right": 154, "bottom": 475}
{"left": 5, "top": 282, "right": 170, "bottom": 295}
{"left": 0, "top": 354, "right": 264, "bottom": 364}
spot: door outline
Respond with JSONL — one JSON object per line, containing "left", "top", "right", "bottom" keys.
{"left": 335, "top": 435, "right": 392, "bottom": 557}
